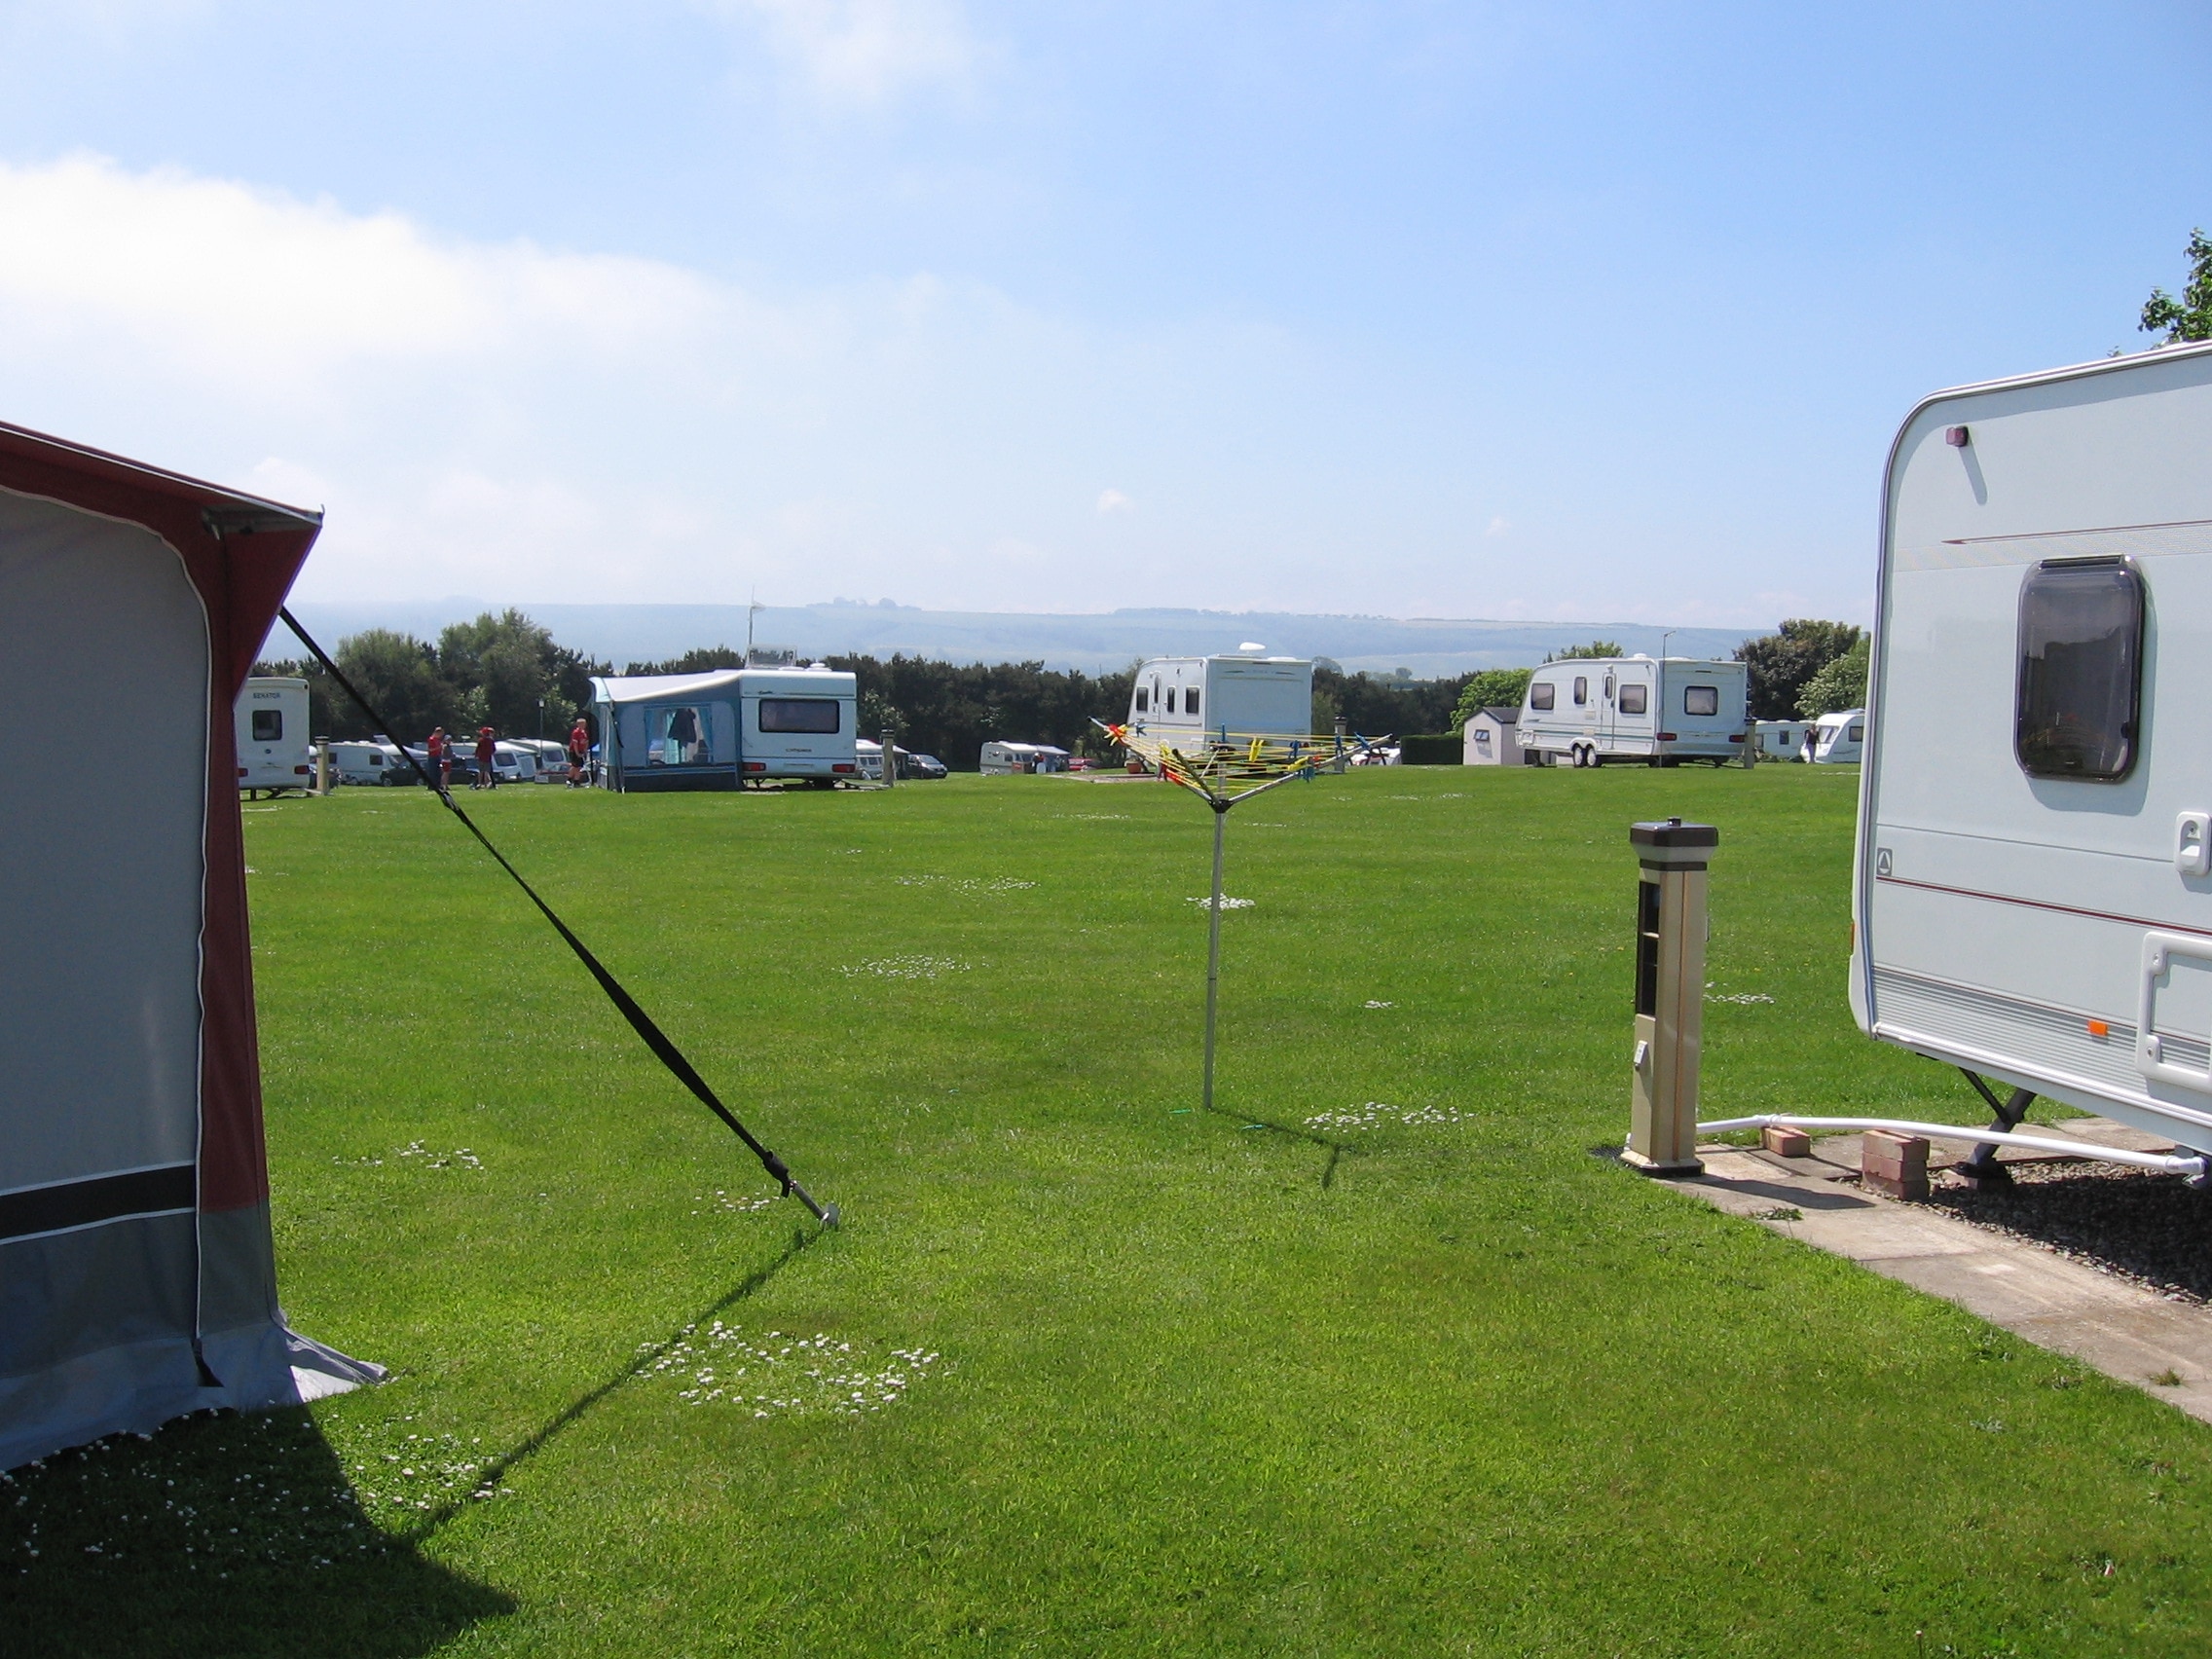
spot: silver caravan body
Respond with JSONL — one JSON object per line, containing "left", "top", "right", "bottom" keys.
{"left": 235, "top": 676, "right": 312, "bottom": 792}
{"left": 1750, "top": 719, "right": 1810, "bottom": 762}
{"left": 1853, "top": 340, "right": 2212, "bottom": 1153}
{"left": 1516, "top": 657, "right": 1748, "bottom": 767}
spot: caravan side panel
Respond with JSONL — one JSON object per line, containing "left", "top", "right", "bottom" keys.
{"left": 1857, "top": 343, "right": 2212, "bottom": 1144}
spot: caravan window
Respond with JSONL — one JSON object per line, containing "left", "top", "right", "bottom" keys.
{"left": 1572, "top": 677, "right": 1588, "bottom": 706}
{"left": 1186, "top": 689, "right": 1200, "bottom": 718}
{"left": 1683, "top": 685, "right": 1719, "bottom": 717}
{"left": 251, "top": 709, "right": 283, "bottom": 742}
{"left": 1134, "top": 686, "right": 1148, "bottom": 713}
{"left": 1618, "top": 683, "right": 1648, "bottom": 715}
{"left": 759, "top": 698, "right": 841, "bottom": 734}
{"left": 1529, "top": 682, "right": 1556, "bottom": 711}
{"left": 1165, "top": 688, "right": 1177, "bottom": 714}
{"left": 2016, "top": 559, "right": 2144, "bottom": 781}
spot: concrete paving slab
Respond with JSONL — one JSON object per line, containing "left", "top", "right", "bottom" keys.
{"left": 1670, "top": 1141, "right": 2212, "bottom": 1425}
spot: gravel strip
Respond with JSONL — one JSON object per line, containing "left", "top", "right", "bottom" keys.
{"left": 1907, "top": 1161, "right": 2212, "bottom": 1305}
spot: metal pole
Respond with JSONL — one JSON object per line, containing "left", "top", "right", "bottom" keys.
{"left": 1202, "top": 803, "right": 1226, "bottom": 1112}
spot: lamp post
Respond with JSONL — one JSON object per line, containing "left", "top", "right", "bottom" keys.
{"left": 536, "top": 697, "right": 544, "bottom": 743}
{"left": 1659, "top": 629, "right": 1676, "bottom": 660}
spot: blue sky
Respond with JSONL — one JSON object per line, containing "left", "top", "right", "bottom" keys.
{"left": 0, "top": 1, "right": 2206, "bottom": 627}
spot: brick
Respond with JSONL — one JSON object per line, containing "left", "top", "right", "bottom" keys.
{"left": 1862, "top": 1131, "right": 1930, "bottom": 1198}
{"left": 1761, "top": 1124, "right": 1813, "bottom": 1158}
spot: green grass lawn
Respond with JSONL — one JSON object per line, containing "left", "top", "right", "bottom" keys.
{"left": 11, "top": 764, "right": 2212, "bottom": 1655}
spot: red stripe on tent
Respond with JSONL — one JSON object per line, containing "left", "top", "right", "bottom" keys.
{"left": 0, "top": 423, "right": 318, "bottom": 1214}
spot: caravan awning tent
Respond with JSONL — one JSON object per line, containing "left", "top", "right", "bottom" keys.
{"left": 0, "top": 421, "right": 378, "bottom": 1469}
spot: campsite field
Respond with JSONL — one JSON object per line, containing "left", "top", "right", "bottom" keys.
{"left": 11, "top": 764, "right": 2212, "bottom": 1655}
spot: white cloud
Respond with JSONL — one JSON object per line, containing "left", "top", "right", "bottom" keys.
{"left": 1095, "top": 488, "right": 1132, "bottom": 514}
{"left": 710, "top": 0, "right": 981, "bottom": 102}
{"left": 1484, "top": 514, "right": 1509, "bottom": 536}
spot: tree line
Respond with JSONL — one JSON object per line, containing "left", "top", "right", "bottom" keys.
{"left": 257, "top": 610, "right": 1872, "bottom": 767}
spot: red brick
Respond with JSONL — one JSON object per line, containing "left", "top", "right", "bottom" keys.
{"left": 1762, "top": 1124, "right": 1813, "bottom": 1158}
{"left": 1862, "top": 1131, "right": 1930, "bottom": 1198}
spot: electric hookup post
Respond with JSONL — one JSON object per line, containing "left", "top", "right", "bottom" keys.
{"left": 1622, "top": 818, "right": 1718, "bottom": 1176}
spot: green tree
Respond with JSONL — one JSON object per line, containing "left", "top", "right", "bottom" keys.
{"left": 333, "top": 630, "right": 454, "bottom": 741}
{"left": 1545, "top": 641, "right": 1622, "bottom": 662}
{"left": 2141, "top": 229, "right": 2212, "bottom": 344}
{"left": 1451, "top": 667, "right": 1534, "bottom": 728}
{"left": 1796, "top": 636, "right": 1870, "bottom": 719}
{"left": 437, "top": 609, "right": 601, "bottom": 739}
{"left": 1735, "top": 619, "right": 1861, "bottom": 720}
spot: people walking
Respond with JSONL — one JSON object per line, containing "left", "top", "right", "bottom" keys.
{"left": 474, "top": 724, "right": 498, "bottom": 789}
{"left": 427, "top": 725, "right": 451, "bottom": 791}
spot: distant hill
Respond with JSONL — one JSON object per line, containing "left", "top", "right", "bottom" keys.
{"left": 282, "top": 599, "right": 1761, "bottom": 679}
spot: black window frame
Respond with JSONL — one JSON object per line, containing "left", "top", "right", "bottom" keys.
{"left": 1572, "top": 676, "right": 1588, "bottom": 707}
{"left": 1134, "top": 686, "right": 1149, "bottom": 713}
{"left": 1529, "top": 681, "right": 1556, "bottom": 711}
{"left": 1618, "top": 682, "right": 1648, "bottom": 716}
{"left": 758, "top": 697, "right": 842, "bottom": 735}
{"left": 1186, "top": 688, "right": 1200, "bottom": 718}
{"left": 1682, "top": 685, "right": 1719, "bottom": 717}
{"left": 250, "top": 709, "right": 283, "bottom": 741}
{"left": 2015, "top": 556, "right": 2146, "bottom": 783}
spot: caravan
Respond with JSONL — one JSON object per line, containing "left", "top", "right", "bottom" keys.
{"left": 1807, "top": 709, "right": 1865, "bottom": 764}
{"left": 1750, "top": 719, "right": 1810, "bottom": 762}
{"left": 1516, "top": 657, "right": 1749, "bottom": 767}
{"left": 235, "top": 677, "right": 313, "bottom": 793}
{"left": 590, "top": 665, "right": 858, "bottom": 791}
{"left": 1853, "top": 340, "right": 2212, "bottom": 1155}
{"left": 1125, "top": 650, "right": 1312, "bottom": 738}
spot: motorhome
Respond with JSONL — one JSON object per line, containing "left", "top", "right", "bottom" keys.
{"left": 235, "top": 677, "right": 313, "bottom": 793}
{"left": 1852, "top": 340, "right": 2212, "bottom": 1156}
{"left": 1807, "top": 709, "right": 1865, "bottom": 764}
{"left": 1750, "top": 719, "right": 1810, "bottom": 762}
{"left": 589, "top": 665, "right": 858, "bottom": 792}
{"left": 1515, "top": 657, "right": 1748, "bottom": 767}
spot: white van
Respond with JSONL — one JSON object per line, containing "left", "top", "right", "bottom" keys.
{"left": 235, "top": 677, "right": 312, "bottom": 793}
{"left": 1807, "top": 708, "right": 1865, "bottom": 764}
{"left": 1852, "top": 339, "right": 2212, "bottom": 1155}
{"left": 328, "top": 739, "right": 406, "bottom": 786}
{"left": 1516, "top": 657, "right": 1749, "bottom": 767}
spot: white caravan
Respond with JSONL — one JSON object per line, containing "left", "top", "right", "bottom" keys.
{"left": 1516, "top": 657, "right": 1748, "bottom": 767}
{"left": 980, "top": 741, "right": 1072, "bottom": 775}
{"left": 1125, "top": 650, "right": 1313, "bottom": 739}
{"left": 1750, "top": 719, "right": 1809, "bottom": 762}
{"left": 235, "top": 676, "right": 312, "bottom": 793}
{"left": 738, "top": 665, "right": 859, "bottom": 785}
{"left": 1852, "top": 340, "right": 2212, "bottom": 1157}
{"left": 1807, "top": 709, "right": 1865, "bottom": 764}
{"left": 328, "top": 739, "right": 407, "bottom": 786}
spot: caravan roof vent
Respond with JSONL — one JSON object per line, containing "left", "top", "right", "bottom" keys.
{"left": 1237, "top": 642, "right": 1266, "bottom": 652}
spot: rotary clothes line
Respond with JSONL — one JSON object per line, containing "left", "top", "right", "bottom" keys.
{"left": 1102, "top": 721, "right": 1391, "bottom": 1113}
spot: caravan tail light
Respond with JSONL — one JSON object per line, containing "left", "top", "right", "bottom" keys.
{"left": 1727, "top": 732, "right": 1746, "bottom": 742}
{"left": 1656, "top": 732, "right": 1678, "bottom": 742}
{"left": 743, "top": 761, "right": 765, "bottom": 772}
{"left": 293, "top": 765, "right": 312, "bottom": 775}
{"left": 831, "top": 763, "right": 855, "bottom": 774}
{"left": 237, "top": 767, "right": 247, "bottom": 777}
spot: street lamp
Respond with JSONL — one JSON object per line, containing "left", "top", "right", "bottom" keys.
{"left": 536, "top": 697, "right": 544, "bottom": 742}
{"left": 1659, "top": 629, "right": 1676, "bottom": 660}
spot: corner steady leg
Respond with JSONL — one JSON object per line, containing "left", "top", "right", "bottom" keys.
{"left": 1957, "top": 1069, "right": 2033, "bottom": 1189}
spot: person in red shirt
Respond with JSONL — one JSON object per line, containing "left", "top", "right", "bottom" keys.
{"left": 567, "top": 717, "right": 591, "bottom": 788}
{"left": 474, "top": 725, "right": 498, "bottom": 790}
{"left": 426, "top": 726, "right": 450, "bottom": 791}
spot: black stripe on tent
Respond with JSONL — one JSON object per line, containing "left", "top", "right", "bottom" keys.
{"left": 0, "top": 1164, "right": 195, "bottom": 1242}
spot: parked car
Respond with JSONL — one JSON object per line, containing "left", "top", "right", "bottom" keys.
{"left": 903, "top": 752, "right": 948, "bottom": 780}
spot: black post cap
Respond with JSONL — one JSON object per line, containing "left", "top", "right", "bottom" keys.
{"left": 1629, "top": 818, "right": 1719, "bottom": 850}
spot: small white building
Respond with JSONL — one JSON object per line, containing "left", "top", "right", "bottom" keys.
{"left": 980, "top": 741, "right": 1072, "bottom": 775}
{"left": 1462, "top": 706, "right": 1536, "bottom": 766}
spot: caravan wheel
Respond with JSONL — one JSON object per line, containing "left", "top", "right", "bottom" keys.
{"left": 1569, "top": 744, "right": 1590, "bottom": 769}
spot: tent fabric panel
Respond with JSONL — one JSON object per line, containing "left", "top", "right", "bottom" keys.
{"left": 195, "top": 1202, "right": 281, "bottom": 1340}
{"left": 0, "top": 492, "right": 208, "bottom": 1192}
{"left": 0, "top": 1216, "right": 196, "bottom": 1382}
{"left": 0, "top": 1335, "right": 210, "bottom": 1471}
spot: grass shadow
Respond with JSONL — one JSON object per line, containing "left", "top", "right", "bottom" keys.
{"left": 1, "top": 1408, "right": 513, "bottom": 1659}
{"left": 404, "top": 1223, "right": 820, "bottom": 1543}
